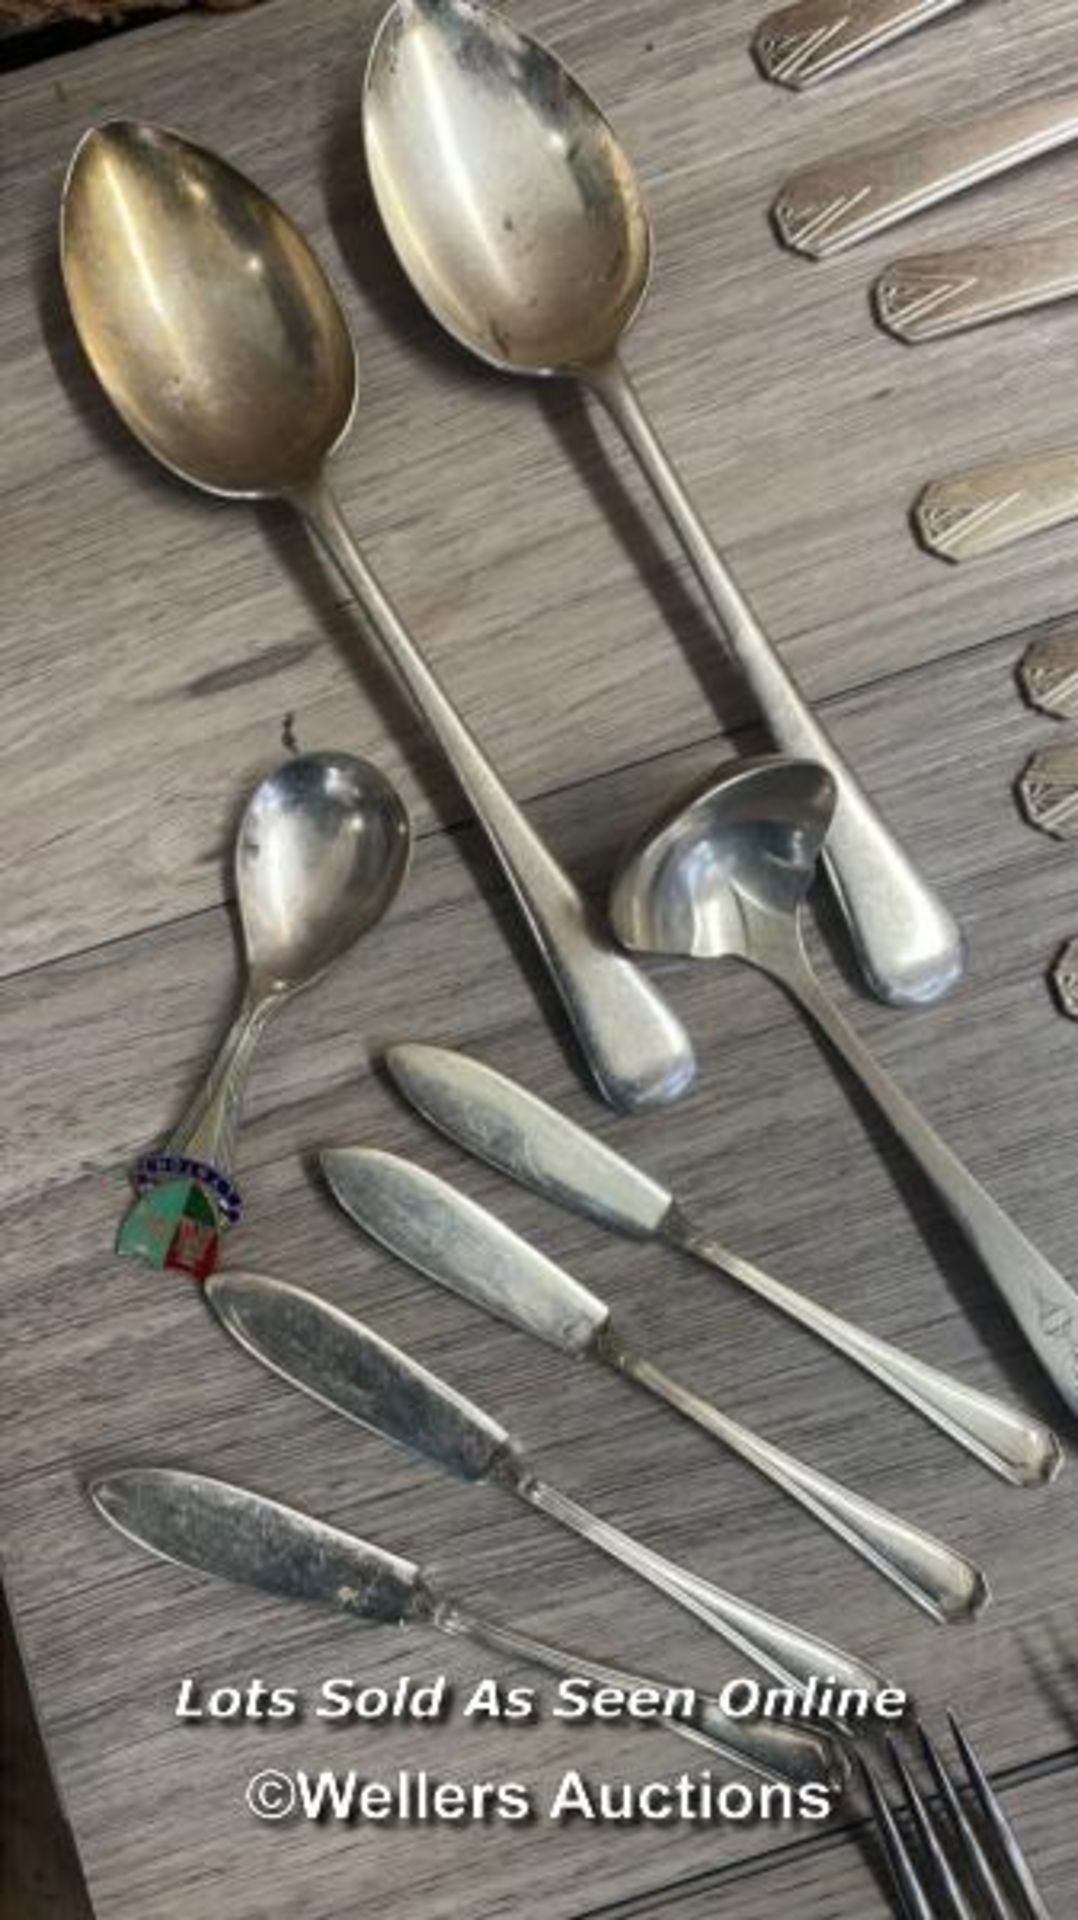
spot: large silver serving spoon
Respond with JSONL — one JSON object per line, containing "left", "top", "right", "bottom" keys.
{"left": 609, "top": 755, "right": 1078, "bottom": 1420}
{"left": 118, "top": 750, "right": 410, "bottom": 1266}
{"left": 60, "top": 120, "right": 693, "bottom": 1116}
{"left": 362, "top": 0, "right": 963, "bottom": 1012}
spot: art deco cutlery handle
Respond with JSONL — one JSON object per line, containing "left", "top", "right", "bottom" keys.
{"left": 916, "top": 449, "right": 1078, "bottom": 561}
{"left": 755, "top": 0, "right": 970, "bottom": 89}
{"left": 586, "top": 357, "right": 963, "bottom": 1008}
{"left": 290, "top": 474, "right": 695, "bottom": 1113}
{"left": 775, "top": 92, "right": 1078, "bottom": 256}
{"left": 522, "top": 1476, "right": 892, "bottom": 1697}
{"left": 876, "top": 235, "right": 1078, "bottom": 342}
{"left": 604, "top": 1336, "right": 987, "bottom": 1622}
{"left": 435, "top": 1601, "right": 842, "bottom": 1785}
{"left": 789, "top": 959, "right": 1078, "bottom": 1417}
{"left": 665, "top": 1213, "right": 1061, "bottom": 1486}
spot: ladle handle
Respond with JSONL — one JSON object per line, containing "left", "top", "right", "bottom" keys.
{"left": 584, "top": 356, "right": 964, "bottom": 1010}
{"left": 522, "top": 1476, "right": 891, "bottom": 1698}
{"left": 291, "top": 474, "right": 695, "bottom": 1113}
{"left": 166, "top": 989, "right": 278, "bottom": 1174}
{"left": 608, "top": 1338, "right": 988, "bottom": 1623}
{"left": 789, "top": 963, "right": 1078, "bottom": 1419}
{"left": 664, "top": 1210, "right": 1062, "bottom": 1487}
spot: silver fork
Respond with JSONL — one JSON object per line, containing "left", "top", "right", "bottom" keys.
{"left": 857, "top": 1715, "right": 1053, "bottom": 1918}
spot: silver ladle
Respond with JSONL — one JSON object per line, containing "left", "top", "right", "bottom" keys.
{"left": 362, "top": 0, "right": 963, "bottom": 1011}
{"left": 609, "top": 755, "right": 1078, "bottom": 1420}
{"left": 118, "top": 750, "right": 409, "bottom": 1269}
{"left": 60, "top": 119, "right": 694, "bottom": 1115}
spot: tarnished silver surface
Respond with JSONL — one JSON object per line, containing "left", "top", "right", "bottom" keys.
{"left": 1020, "top": 628, "right": 1078, "bottom": 720}
{"left": 92, "top": 1468, "right": 433, "bottom": 1622}
{"left": 60, "top": 119, "right": 693, "bottom": 1118}
{"left": 1018, "top": 743, "right": 1078, "bottom": 840}
{"left": 774, "top": 93, "right": 1078, "bottom": 257}
{"left": 91, "top": 1467, "right": 841, "bottom": 1788}
{"left": 754, "top": 0, "right": 970, "bottom": 90}
{"left": 876, "top": 234, "right": 1078, "bottom": 342}
{"left": 322, "top": 1146, "right": 988, "bottom": 1623}
{"left": 322, "top": 1146, "right": 609, "bottom": 1356}
{"left": 610, "top": 755, "right": 1078, "bottom": 1418}
{"left": 916, "top": 449, "right": 1078, "bottom": 561}
{"left": 387, "top": 1043, "right": 1061, "bottom": 1487}
{"left": 206, "top": 1269, "right": 895, "bottom": 1698}
{"left": 363, "top": 0, "right": 963, "bottom": 1010}
{"left": 166, "top": 752, "right": 409, "bottom": 1179}
{"left": 1052, "top": 939, "right": 1078, "bottom": 1020}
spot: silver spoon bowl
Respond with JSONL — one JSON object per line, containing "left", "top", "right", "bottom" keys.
{"left": 61, "top": 119, "right": 693, "bottom": 1114}
{"left": 127, "top": 750, "right": 409, "bottom": 1249}
{"left": 610, "top": 754, "right": 1078, "bottom": 1418}
{"left": 364, "top": 0, "right": 963, "bottom": 1010}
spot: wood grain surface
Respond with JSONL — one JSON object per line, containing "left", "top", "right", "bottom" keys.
{"left": 3, "top": 1, "right": 1078, "bottom": 1916}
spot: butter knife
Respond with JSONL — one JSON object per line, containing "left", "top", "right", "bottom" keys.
{"left": 322, "top": 1147, "right": 989, "bottom": 1625}
{"left": 207, "top": 1269, "right": 893, "bottom": 1700}
{"left": 916, "top": 447, "right": 1078, "bottom": 560}
{"left": 876, "top": 232, "right": 1078, "bottom": 341}
{"left": 385, "top": 1045, "right": 1059, "bottom": 1488}
{"left": 774, "top": 93, "right": 1078, "bottom": 257}
{"left": 755, "top": 0, "right": 971, "bottom": 90}
{"left": 92, "top": 1466, "right": 841, "bottom": 1787}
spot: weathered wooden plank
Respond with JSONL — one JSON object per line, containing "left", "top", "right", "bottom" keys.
{"left": 5, "top": 0, "right": 1078, "bottom": 974}
{"left": 4, "top": 628, "right": 1078, "bottom": 1918}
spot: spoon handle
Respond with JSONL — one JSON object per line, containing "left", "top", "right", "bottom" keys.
{"left": 916, "top": 448, "right": 1078, "bottom": 561}
{"left": 607, "top": 1338, "right": 988, "bottom": 1623}
{"left": 754, "top": 0, "right": 970, "bottom": 89}
{"left": 774, "top": 91, "right": 1078, "bottom": 256}
{"left": 435, "top": 1600, "right": 840, "bottom": 1786}
{"left": 665, "top": 1210, "right": 1061, "bottom": 1487}
{"left": 166, "top": 988, "right": 277, "bottom": 1174}
{"left": 290, "top": 475, "right": 695, "bottom": 1114}
{"left": 788, "top": 963, "right": 1078, "bottom": 1419}
{"left": 585, "top": 356, "right": 963, "bottom": 1010}
{"left": 875, "top": 234, "right": 1078, "bottom": 343}
{"left": 521, "top": 1476, "right": 892, "bottom": 1698}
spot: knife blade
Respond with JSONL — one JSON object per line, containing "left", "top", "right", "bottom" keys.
{"left": 91, "top": 1467, "right": 430, "bottom": 1623}
{"left": 322, "top": 1145, "right": 609, "bottom": 1357}
{"left": 206, "top": 1269, "right": 899, "bottom": 1700}
{"left": 321, "top": 1146, "right": 990, "bottom": 1624}
{"left": 386, "top": 1043, "right": 672, "bottom": 1239}
{"left": 92, "top": 1466, "right": 842, "bottom": 1788}
{"left": 206, "top": 1269, "right": 513, "bottom": 1484}
{"left": 384, "top": 1045, "right": 1061, "bottom": 1491}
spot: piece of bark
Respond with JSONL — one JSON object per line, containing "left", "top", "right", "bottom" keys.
{"left": 1, "top": 0, "right": 259, "bottom": 29}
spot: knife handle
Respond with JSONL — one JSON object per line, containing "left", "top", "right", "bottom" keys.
{"left": 916, "top": 448, "right": 1078, "bottom": 560}
{"left": 774, "top": 92, "right": 1078, "bottom": 256}
{"left": 876, "top": 235, "right": 1078, "bottom": 341}
{"left": 754, "top": 0, "right": 970, "bottom": 90}
{"left": 523, "top": 1476, "right": 893, "bottom": 1699}
{"left": 436, "top": 1601, "right": 842, "bottom": 1787}
{"left": 608, "top": 1339, "right": 989, "bottom": 1623}
{"left": 666, "top": 1212, "right": 1062, "bottom": 1488}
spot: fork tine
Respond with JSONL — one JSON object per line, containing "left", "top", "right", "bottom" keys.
{"left": 856, "top": 1750, "right": 938, "bottom": 1920}
{"left": 948, "top": 1713, "right": 1055, "bottom": 1920}
{"left": 887, "top": 1738, "right": 976, "bottom": 1920}
{"left": 918, "top": 1724, "right": 1014, "bottom": 1920}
